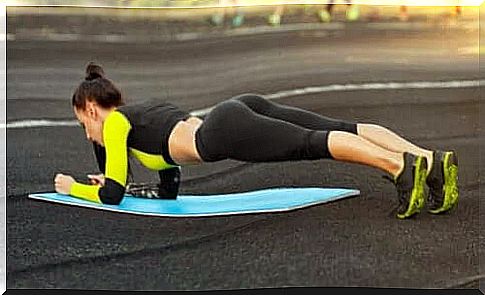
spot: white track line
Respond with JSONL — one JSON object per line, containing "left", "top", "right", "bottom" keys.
{"left": 4, "top": 120, "right": 79, "bottom": 129}
{"left": 3, "top": 79, "right": 483, "bottom": 129}
{"left": 190, "top": 79, "right": 484, "bottom": 116}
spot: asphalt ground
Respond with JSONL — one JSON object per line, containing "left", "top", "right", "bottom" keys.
{"left": 5, "top": 23, "right": 484, "bottom": 290}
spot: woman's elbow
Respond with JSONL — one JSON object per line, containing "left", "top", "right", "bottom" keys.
{"left": 100, "top": 193, "right": 124, "bottom": 205}
{"left": 98, "top": 179, "right": 126, "bottom": 205}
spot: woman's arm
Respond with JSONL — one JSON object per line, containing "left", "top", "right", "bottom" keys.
{"left": 69, "top": 111, "right": 132, "bottom": 205}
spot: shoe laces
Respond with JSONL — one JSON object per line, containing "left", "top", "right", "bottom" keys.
{"left": 126, "top": 182, "right": 160, "bottom": 199}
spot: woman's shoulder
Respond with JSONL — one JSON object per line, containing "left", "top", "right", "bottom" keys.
{"left": 102, "top": 111, "right": 132, "bottom": 141}
{"left": 104, "top": 110, "right": 131, "bottom": 128}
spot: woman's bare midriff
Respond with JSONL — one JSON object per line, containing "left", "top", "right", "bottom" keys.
{"left": 168, "top": 116, "right": 204, "bottom": 165}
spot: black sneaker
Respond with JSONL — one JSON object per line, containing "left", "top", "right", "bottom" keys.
{"left": 126, "top": 182, "right": 178, "bottom": 200}
{"left": 426, "top": 150, "right": 459, "bottom": 214}
{"left": 126, "top": 183, "right": 160, "bottom": 199}
{"left": 384, "top": 152, "right": 428, "bottom": 219}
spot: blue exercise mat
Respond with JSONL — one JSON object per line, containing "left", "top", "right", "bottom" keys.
{"left": 28, "top": 187, "right": 360, "bottom": 217}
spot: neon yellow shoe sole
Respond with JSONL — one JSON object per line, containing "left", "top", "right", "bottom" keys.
{"left": 428, "top": 151, "right": 459, "bottom": 214}
{"left": 397, "top": 156, "right": 427, "bottom": 219}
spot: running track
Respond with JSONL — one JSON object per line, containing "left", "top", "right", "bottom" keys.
{"left": 6, "top": 22, "right": 484, "bottom": 290}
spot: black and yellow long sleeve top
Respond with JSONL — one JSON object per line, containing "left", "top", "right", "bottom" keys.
{"left": 69, "top": 100, "right": 191, "bottom": 205}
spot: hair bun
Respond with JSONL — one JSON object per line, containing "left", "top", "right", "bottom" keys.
{"left": 85, "top": 62, "right": 105, "bottom": 81}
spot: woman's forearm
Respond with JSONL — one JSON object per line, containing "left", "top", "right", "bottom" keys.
{"left": 70, "top": 182, "right": 102, "bottom": 203}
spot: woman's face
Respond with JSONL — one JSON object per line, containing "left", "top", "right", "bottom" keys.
{"left": 74, "top": 102, "right": 105, "bottom": 146}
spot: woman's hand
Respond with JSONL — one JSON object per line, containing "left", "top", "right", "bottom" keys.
{"left": 54, "top": 173, "right": 76, "bottom": 195}
{"left": 87, "top": 173, "right": 105, "bottom": 186}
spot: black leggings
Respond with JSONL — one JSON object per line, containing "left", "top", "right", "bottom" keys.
{"left": 194, "top": 94, "right": 358, "bottom": 163}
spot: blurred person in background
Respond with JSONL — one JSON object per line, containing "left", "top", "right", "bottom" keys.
{"left": 318, "top": 0, "right": 359, "bottom": 23}
{"left": 267, "top": 2, "right": 316, "bottom": 26}
{"left": 210, "top": 0, "right": 245, "bottom": 27}
{"left": 267, "top": 1, "right": 359, "bottom": 26}
{"left": 451, "top": 3, "right": 462, "bottom": 17}
{"left": 268, "top": 4, "right": 285, "bottom": 26}
{"left": 399, "top": 5, "right": 409, "bottom": 22}
{"left": 400, "top": 4, "right": 463, "bottom": 22}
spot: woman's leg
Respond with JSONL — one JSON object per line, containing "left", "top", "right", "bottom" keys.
{"left": 233, "top": 94, "right": 358, "bottom": 134}
{"left": 195, "top": 100, "right": 427, "bottom": 218}
{"left": 197, "top": 99, "right": 402, "bottom": 176}
{"left": 327, "top": 131, "right": 403, "bottom": 177}
{"left": 356, "top": 124, "right": 434, "bottom": 174}
{"left": 234, "top": 94, "right": 434, "bottom": 173}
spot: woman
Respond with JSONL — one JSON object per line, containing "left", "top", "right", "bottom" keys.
{"left": 54, "top": 62, "right": 459, "bottom": 219}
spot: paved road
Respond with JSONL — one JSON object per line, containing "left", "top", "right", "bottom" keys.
{"left": 6, "top": 24, "right": 484, "bottom": 290}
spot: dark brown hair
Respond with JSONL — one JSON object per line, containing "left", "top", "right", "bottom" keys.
{"left": 71, "top": 62, "right": 125, "bottom": 110}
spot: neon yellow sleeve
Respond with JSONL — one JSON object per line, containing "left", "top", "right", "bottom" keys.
{"left": 103, "top": 111, "right": 131, "bottom": 187}
{"left": 69, "top": 111, "right": 131, "bottom": 204}
{"left": 70, "top": 182, "right": 102, "bottom": 203}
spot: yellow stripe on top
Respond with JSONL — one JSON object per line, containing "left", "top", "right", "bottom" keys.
{"left": 129, "top": 148, "right": 178, "bottom": 171}
{"left": 69, "top": 110, "right": 131, "bottom": 203}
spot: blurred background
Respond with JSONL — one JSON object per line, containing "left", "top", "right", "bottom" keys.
{"left": 6, "top": 1, "right": 482, "bottom": 34}
{"left": 5, "top": 1, "right": 483, "bottom": 104}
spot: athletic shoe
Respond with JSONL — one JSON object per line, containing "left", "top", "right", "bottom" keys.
{"left": 384, "top": 152, "right": 427, "bottom": 219}
{"left": 346, "top": 5, "right": 360, "bottom": 21}
{"left": 268, "top": 14, "right": 281, "bottom": 26}
{"left": 126, "top": 182, "right": 178, "bottom": 200}
{"left": 232, "top": 14, "right": 244, "bottom": 28}
{"left": 426, "top": 150, "right": 459, "bottom": 214}
{"left": 126, "top": 182, "right": 160, "bottom": 199}
{"left": 318, "top": 10, "right": 332, "bottom": 23}
{"left": 210, "top": 14, "right": 224, "bottom": 26}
